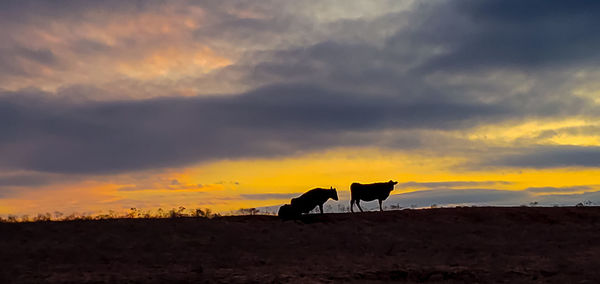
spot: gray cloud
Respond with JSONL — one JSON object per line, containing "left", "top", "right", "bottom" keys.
{"left": 536, "top": 191, "right": 600, "bottom": 206}
{"left": 0, "top": 172, "right": 82, "bottom": 198}
{"left": 0, "top": 46, "right": 59, "bottom": 79}
{"left": 398, "top": 181, "right": 512, "bottom": 189}
{"left": 410, "top": 0, "right": 600, "bottom": 73}
{"left": 1, "top": 81, "right": 598, "bottom": 174}
{"left": 0, "top": 83, "right": 518, "bottom": 174}
{"left": 535, "top": 125, "right": 600, "bottom": 140}
{"left": 526, "top": 185, "right": 596, "bottom": 193}
{"left": 388, "top": 189, "right": 528, "bottom": 207}
{"left": 0, "top": 0, "right": 160, "bottom": 21}
{"left": 488, "top": 146, "right": 600, "bottom": 168}
{"left": 0, "top": 173, "right": 60, "bottom": 187}
{"left": 0, "top": 0, "right": 600, "bottom": 176}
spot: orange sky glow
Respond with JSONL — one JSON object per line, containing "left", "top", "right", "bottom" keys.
{"left": 2, "top": 1, "right": 600, "bottom": 217}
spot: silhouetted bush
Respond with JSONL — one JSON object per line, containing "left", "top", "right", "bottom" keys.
{"left": 0, "top": 206, "right": 218, "bottom": 222}
{"left": 191, "top": 208, "right": 214, "bottom": 218}
{"left": 238, "top": 208, "right": 259, "bottom": 215}
{"left": 168, "top": 206, "right": 187, "bottom": 218}
{"left": 33, "top": 213, "right": 52, "bottom": 222}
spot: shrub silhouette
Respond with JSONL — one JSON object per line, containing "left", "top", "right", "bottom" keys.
{"left": 0, "top": 206, "right": 218, "bottom": 222}
{"left": 238, "top": 208, "right": 259, "bottom": 215}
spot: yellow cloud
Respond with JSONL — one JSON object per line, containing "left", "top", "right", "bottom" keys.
{"left": 468, "top": 119, "right": 600, "bottom": 146}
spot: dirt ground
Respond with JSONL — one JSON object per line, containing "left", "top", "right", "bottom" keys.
{"left": 2, "top": 207, "right": 600, "bottom": 283}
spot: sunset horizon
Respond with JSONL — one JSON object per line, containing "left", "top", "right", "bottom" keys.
{"left": 2, "top": 0, "right": 600, "bottom": 217}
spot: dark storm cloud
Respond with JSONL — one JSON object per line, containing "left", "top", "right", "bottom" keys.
{"left": 221, "top": 39, "right": 597, "bottom": 126}
{"left": 411, "top": 0, "right": 600, "bottom": 72}
{"left": 224, "top": 0, "right": 600, "bottom": 88}
{"left": 489, "top": 146, "right": 600, "bottom": 168}
{"left": 214, "top": 1, "right": 600, "bottom": 120}
{"left": 0, "top": 84, "right": 514, "bottom": 174}
{"left": 0, "top": 173, "right": 59, "bottom": 187}
{"left": 1, "top": 0, "right": 600, "bottom": 175}
{"left": 0, "top": 0, "right": 156, "bottom": 19}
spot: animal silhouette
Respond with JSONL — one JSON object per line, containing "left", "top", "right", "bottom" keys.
{"left": 350, "top": 180, "right": 398, "bottom": 212}
{"left": 278, "top": 204, "right": 300, "bottom": 220}
{"left": 291, "top": 187, "right": 338, "bottom": 214}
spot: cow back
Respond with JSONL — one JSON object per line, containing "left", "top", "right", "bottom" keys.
{"left": 351, "top": 182, "right": 394, "bottom": 201}
{"left": 292, "top": 188, "right": 334, "bottom": 213}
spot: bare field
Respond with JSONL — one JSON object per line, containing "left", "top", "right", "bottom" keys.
{"left": 2, "top": 207, "right": 600, "bottom": 283}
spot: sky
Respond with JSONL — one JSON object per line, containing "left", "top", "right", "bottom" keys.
{"left": 2, "top": 0, "right": 600, "bottom": 216}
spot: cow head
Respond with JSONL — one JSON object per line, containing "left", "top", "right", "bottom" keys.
{"left": 330, "top": 187, "right": 339, "bottom": 200}
{"left": 389, "top": 180, "right": 398, "bottom": 189}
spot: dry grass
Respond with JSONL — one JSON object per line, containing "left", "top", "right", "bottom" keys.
{"left": 2, "top": 207, "right": 600, "bottom": 283}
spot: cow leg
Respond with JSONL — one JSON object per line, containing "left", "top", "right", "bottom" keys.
{"left": 350, "top": 199, "right": 355, "bottom": 213}
{"left": 356, "top": 200, "right": 364, "bottom": 212}
{"left": 319, "top": 204, "right": 324, "bottom": 214}
{"left": 379, "top": 199, "right": 383, "bottom": 211}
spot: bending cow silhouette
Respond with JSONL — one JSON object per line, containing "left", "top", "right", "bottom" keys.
{"left": 278, "top": 204, "right": 300, "bottom": 220}
{"left": 291, "top": 187, "right": 338, "bottom": 214}
{"left": 350, "top": 180, "right": 398, "bottom": 212}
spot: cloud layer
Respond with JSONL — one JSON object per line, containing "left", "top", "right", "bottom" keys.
{"left": 2, "top": 0, "right": 600, "bottom": 214}
{"left": 4, "top": 0, "right": 600, "bottom": 175}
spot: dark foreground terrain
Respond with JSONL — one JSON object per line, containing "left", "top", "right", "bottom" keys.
{"left": 2, "top": 207, "right": 600, "bottom": 283}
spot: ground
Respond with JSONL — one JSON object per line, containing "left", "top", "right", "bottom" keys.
{"left": 2, "top": 207, "right": 600, "bottom": 283}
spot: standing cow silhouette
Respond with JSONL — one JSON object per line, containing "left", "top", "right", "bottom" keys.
{"left": 350, "top": 180, "right": 398, "bottom": 212}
